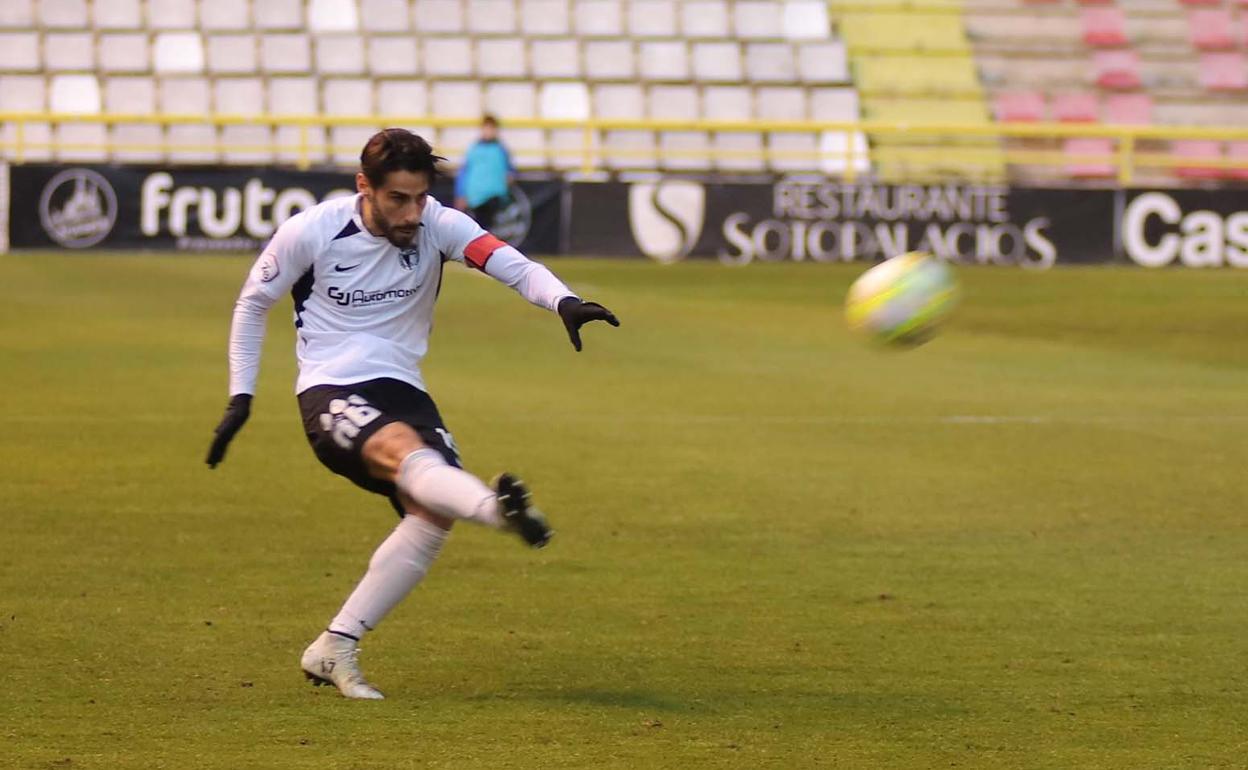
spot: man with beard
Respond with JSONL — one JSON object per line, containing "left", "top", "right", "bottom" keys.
{"left": 205, "top": 128, "right": 619, "bottom": 700}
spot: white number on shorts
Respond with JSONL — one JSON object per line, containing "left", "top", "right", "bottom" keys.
{"left": 319, "top": 394, "right": 382, "bottom": 450}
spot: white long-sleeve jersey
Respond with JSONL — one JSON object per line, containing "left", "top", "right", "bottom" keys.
{"left": 228, "top": 193, "right": 576, "bottom": 396}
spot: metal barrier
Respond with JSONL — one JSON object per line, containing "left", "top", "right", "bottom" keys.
{"left": 3, "top": 111, "right": 1248, "bottom": 185}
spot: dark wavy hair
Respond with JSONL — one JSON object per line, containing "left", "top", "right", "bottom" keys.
{"left": 360, "top": 128, "right": 445, "bottom": 188}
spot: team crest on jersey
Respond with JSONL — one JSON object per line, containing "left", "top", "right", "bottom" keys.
{"left": 398, "top": 247, "right": 420, "bottom": 271}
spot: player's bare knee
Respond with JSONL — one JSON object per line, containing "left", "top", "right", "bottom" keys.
{"left": 362, "top": 422, "right": 426, "bottom": 480}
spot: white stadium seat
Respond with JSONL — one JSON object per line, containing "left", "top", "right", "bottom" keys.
{"left": 477, "top": 38, "right": 528, "bottom": 79}
{"left": 796, "top": 41, "right": 848, "bottom": 83}
{"left": 820, "top": 130, "right": 870, "bottom": 176}
{"left": 0, "top": 1, "right": 34, "bottom": 28}
{"left": 0, "top": 33, "right": 40, "bottom": 72}
{"left": 254, "top": 0, "right": 304, "bottom": 30}
{"left": 682, "top": 1, "right": 729, "bottom": 39}
{"left": 468, "top": 0, "right": 518, "bottom": 34}
{"left": 432, "top": 81, "right": 483, "bottom": 155}
{"left": 575, "top": 0, "right": 623, "bottom": 37}
{"left": 160, "top": 77, "right": 215, "bottom": 162}
{"left": 50, "top": 74, "right": 100, "bottom": 112}
{"left": 783, "top": 1, "right": 830, "bottom": 40}
{"left": 594, "top": 83, "right": 651, "bottom": 169}
{"left": 39, "top": 0, "right": 89, "bottom": 29}
{"left": 51, "top": 74, "right": 106, "bottom": 161}
{"left": 629, "top": 0, "right": 677, "bottom": 38}
{"left": 107, "top": 76, "right": 160, "bottom": 161}
{"left": 745, "top": 43, "right": 797, "bottom": 82}
{"left": 316, "top": 34, "right": 367, "bottom": 75}
{"left": 201, "top": 0, "right": 250, "bottom": 31}
{"left": 44, "top": 32, "right": 95, "bottom": 72}
{"left": 638, "top": 41, "right": 688, "bottom": 81}
{"left": 0, "top": 74, "right": 50, "bottom": 161}
{"left": 309, "top": 0, "right": 359, "bottom": 32}
{"left": 377, "top": 80, "right": 435, "bottom": 149}
{"left": 430, "top": 80, "right": 482, "bottom": 117}
{"left": 413, "top": 0, "right": 465, "bottom": 33}
{"left": 521, "top": 0, "right": 570, "bottom": 35}
{"left": 769, "top": 133, "right": 818, "bottom": 171}
{"left": 98, "top": 33, "right": 150, "bottom": 73}
{"left": 650, "top": 84, "right": 706, "bottom": 170}
{"left": 758, "top": 87, "right": 811, "bottom": 172}
{"left": 704, "top": 85, "right": 763, "bottom": 172}
{"left": 154, "top": 32, "right": 205, "bottom": 74}
{"left": 423, "top": 37, "right": 473, "bottom": 78}
{"left": 93, "top": 0, "right": 142, "bottom": 30}
{"left": 149, "top": 0, "right": 197, "bottom": 30}
{"left": 584, "top": 40, "right": 635, "bottom": 81}
{"left": 734, "top": 2, "right": 783, "bottom": 40}
{"left": 361, "top": 0, "right": 412, "bottom": 32}
{"left": 216, "top": 78, "right": 270, "bottom": 163}
{"left": 324, "top": 78, "right": 377, "bottom": 164}
{"left": 368, "top": 36, "right": 419, "bottom": 76}
{"left": 207, "top": 35, "right": 258, "bottom": 75}
{"left": 485, "top": 81, "right": 536, "bottom": 118}
{"left": 269, "top": 76, "right": 325, "bottom": 163}
{"left": 540, "top": 81, "right": 589, "bottom": 119}
{"left": 531, "top": 39, "right": 580, "bottom": 79}
{"left": 809, "top": 88, "right": 859, "bottom": 121}
{"left": 692, "top": 42, "right": 742, "bottom": 83}
{"left": 260, "top": 34, "right": 312, "bottom": 74}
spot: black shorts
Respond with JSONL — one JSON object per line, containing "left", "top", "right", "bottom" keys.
{"left": 298, "top": 378, "right": 462, "bottom": 514}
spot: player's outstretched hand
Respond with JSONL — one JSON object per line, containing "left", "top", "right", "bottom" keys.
{"left": 206, "top": 394, "right": 253, "bottom": 468}
{"left": 557, "top": 297, "right": 620, "bottom": 352}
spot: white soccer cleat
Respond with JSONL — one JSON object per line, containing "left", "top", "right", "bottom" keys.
{"left": 300, "top": 631, "right": 385, "bottom": 700}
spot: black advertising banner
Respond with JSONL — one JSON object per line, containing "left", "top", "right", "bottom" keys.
{"left": 8, "top": 164, "right": 564, "bottom": 255}
{"left": 1117, "top": 188, "right": 1248, "bottom": 268}
{"left": 571, "top": 180, "right": 1118, "bottom": 268}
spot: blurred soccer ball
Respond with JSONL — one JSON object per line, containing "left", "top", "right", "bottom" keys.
{"left": 845, "top": 252, "right": 958, "bottom": 346}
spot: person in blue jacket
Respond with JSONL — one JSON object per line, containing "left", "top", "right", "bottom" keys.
{"left": 454, "top": 115, "right": 515, "bottom": 231}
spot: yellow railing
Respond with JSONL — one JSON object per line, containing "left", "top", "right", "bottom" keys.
{"left": 4, "top": 111, "right": 1248, "bottom": 185}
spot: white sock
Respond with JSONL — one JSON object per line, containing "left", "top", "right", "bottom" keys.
{"left": 396, "top": 448, "right": 504, "bottom": 528}
{"left": 328, "top": 515, "right": 449, "bottom": 638}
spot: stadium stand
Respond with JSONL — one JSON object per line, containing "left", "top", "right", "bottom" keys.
{"left": 0, "top": 0, "right": 1243, "bottom": 181}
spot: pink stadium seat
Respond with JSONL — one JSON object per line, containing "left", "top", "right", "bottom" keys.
{"left": 1173, "top": 139, "right": 1224, "bottom": 180}
{"left": 1104, "top": 92, "right": 1152, "bottom": 124}
{"left": 1189, "top": 9, "right": 1235, "bottom": 51}
{"left": 1092, "top": 49, "right": 1141, "bottom": 89}
{"left": 1082, "top": 7, "right": 1128, "bottom": 47}
{"left": 1199, "top": 52, "right": 1248, "bottom": 91}
{"left": 1179, "top": 0, "right": 1222, "bottom": 6}
{"left": 1074, "top": 0, "right": 1113, "bottom": 5}
{"left": 1227, "top": 141, "right": 1248, "bottom": 180}
{"left": 994, "top": 90, "right": 1045, "bottom": 122}
{"left": 1064, "top": 137, "right": 1115, "bottom": 178}
{"left": 1052, "top": 91, "right": 1100, "bottom": 122}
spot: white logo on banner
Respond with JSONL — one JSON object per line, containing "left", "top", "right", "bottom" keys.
{"left": 492, "top": 184, "right": 533, "bottom": 246}
{"left": 628, "top": 180, "right": 706, "bottom": 262}
{"left": 39, "top": 168, "right": 118, "bottom": 248}
{"left": 1122, "top": 192, "right": 1248, "bottom": 268}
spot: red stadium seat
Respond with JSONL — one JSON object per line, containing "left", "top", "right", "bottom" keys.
{"left": 1198, "top": 52, "right": 1248, "bottom": 91}
{"left": 1092, "top": 49, "right": 1142, "bottom": 89}
{"left": 1189, "top": 9, "right": 1235, "bottom": 51}
{"left": 994, "top": 90, "right": 1046, "bottom": 122}
{"left": 1173, "top": 139, "right": 1224, "bottom": 179}
{"left": 1052, "top": 91, "right": 1100, "bottom": 122}
{"left": 1104, "top": 92, "right": 1152, "bottom": 124}
{"left": 1081, "top": 7, "right": 1128, "bottom": 47}
{"left": 1227, "top": 141, "right": 1248, "bottom": 180}
{"left": 1064, "top": 137, "right": 1115, "bottom": 178}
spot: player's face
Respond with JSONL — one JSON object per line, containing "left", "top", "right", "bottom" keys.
{"left": 358, "top": 169, "right": 430, "bottom": 247}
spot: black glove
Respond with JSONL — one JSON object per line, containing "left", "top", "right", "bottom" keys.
{"left": 557, "top": 297, "right": 620, "bottom": 352}
{"left": 206, "top": 394, "right": 253, "bottom": 468}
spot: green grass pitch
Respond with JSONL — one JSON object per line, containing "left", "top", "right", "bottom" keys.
{"left": 2, "top": 253, "right": 1246, "bottom": 768}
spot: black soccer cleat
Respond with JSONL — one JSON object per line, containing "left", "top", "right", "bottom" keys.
{"left": 494, "top": 473, "right": 554, "bottom": 548}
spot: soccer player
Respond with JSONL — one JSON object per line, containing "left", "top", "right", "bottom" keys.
{"left": 205, "top": 128, "right": 619, "bottom": 700}
{"left": 453, "top": 114, "right": 514, "bottom": 231}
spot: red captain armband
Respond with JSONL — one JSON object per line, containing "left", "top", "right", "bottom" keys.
{"left": 463, "top": 233, "right": 507, "bottom": 271}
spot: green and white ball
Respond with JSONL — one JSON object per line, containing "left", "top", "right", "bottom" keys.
{"left": 845, "top": 252, "right": 958, "bottom": 346}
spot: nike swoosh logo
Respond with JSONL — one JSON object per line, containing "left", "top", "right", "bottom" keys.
{"left": 335, "top": 264, "right": 361, "bottom": 272}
